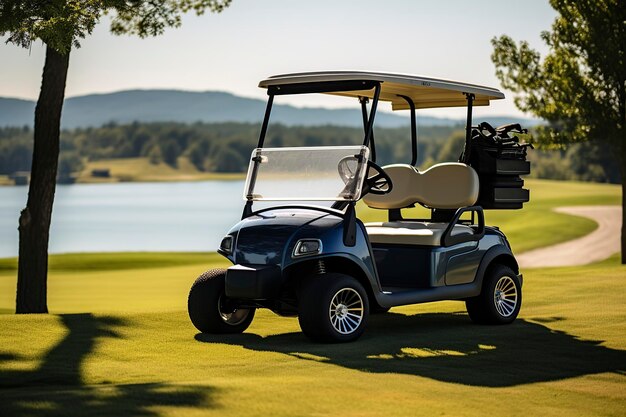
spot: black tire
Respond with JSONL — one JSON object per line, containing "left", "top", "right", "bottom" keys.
{"left": 466, "top": 264, "right": 522, "bottom": 324}
{"left": 188, "top": 268, "right": 255, "bottom": 334}
{"left": 298, "top": 273, "right": 369, "bottom": 343}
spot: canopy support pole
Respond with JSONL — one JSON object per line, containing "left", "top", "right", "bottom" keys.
{"left": 256, "top": 93, "right": 275, "bottom": 148}
{"left": 398, "top": 95, "right": 418, "bottom": 166}
{"left": 463, "top": 93, "right": 475, "bottom": 164}
{"left": 359, "top": 97, "right": 376, "bottom": 162}
{"left": 244, "top": 93, "right": 275, "bottom": 218}
{"left": 361, "top": 83, "right": 381, "bottom": 161}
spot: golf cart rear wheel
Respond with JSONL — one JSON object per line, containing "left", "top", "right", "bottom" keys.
{"left": 188, "top": 268, "right": 255, "bottom": 334}
{"left": 466, "top": 264, "right": 521, "bottom": 324}
{"left": 298, "top": 273, "right": 369, "bottom": 343}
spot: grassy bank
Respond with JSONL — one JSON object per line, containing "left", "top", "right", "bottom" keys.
{"left": 0, "top": 175, "right": 12, "bottom": 186}
{"left": 0, "top": 253, "right": 624, "bottom": 416}
{"left": 75, "top": 157, "right": 245, "bottom": 183}
{"left": 0, "top": 157, "right": 245, "bottom": 186}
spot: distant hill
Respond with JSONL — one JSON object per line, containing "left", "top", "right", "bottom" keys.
{"left": 0, "top": 89, "right": 539, "bottom": 129}
{"left": 0, "top": 97, "right": 36, "bottom": 127}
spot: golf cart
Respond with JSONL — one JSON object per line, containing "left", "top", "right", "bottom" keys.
{"left": 188, "top": 71, "right": 530, "bottom": 343}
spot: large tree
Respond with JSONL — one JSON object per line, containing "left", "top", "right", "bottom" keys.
{"left": 491, "top": 0, "right": 625, "bottom": 263}
{"left": 0, "top": 0, "right": 231, "bottom": 313}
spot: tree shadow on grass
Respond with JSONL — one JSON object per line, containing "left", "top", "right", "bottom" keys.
{"left": 0, "top": 314, "right": 214, "bottom": 417}
{"left": 196, "top": 312, "right": 626, "bottom": 387}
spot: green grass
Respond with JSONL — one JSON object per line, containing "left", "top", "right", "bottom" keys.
{"left": 0, "top": 252, "right": 219, "bottom": 273}
{"left": 0, "top": 253, "right": 625, "bottom": 416}
{"left": 357, "top": 179, "right": 620, "bottom": 253}
{"left": 0, "top": 253, "right": 224, "bottom": 314}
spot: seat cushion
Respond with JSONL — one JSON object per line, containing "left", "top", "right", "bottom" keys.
{"left": 365, "top": 221, "right": 474, "bottom": 246}
{"left": 363, "top": 163, "right": 479, "bottom": 210}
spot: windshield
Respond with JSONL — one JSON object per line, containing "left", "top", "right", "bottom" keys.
{"left": 243, "top": 146, "right": 370, "bottom": 201}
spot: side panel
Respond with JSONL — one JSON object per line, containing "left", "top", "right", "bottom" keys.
{"left": 371, "top": 244, "right": 431, "bottom": 288}
{"left": 444, "top": 239, "right": 491, "bottom": 285}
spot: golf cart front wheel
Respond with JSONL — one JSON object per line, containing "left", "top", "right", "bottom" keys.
{"left": 466, "top": 264, "right": 521, "bottom": 324}
{"left": 188, "top": 268, "right": 255, "bottom": 334}
{"left": 298, "top": 273, "right": 369, "bottom": 343}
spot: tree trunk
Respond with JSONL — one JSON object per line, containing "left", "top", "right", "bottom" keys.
{"left": 621, "top": 139, "right": 626, "bottom": 265}
{"left": 16, "top": 46, "right": 70, "bottom": 313}
{"left": 616, "top": 85, "right": 626, "bottom": 265}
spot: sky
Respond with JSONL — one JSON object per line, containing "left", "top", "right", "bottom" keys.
{"left": 0, "top": 0, "right": 556, "bottom": 119}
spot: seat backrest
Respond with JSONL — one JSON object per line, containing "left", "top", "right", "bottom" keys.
{"left": 363, "top": 163, "right": 479, "bottom": 210}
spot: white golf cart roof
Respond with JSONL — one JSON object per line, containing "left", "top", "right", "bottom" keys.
{"left": 259, "top": 71, "right": 504, "bottom": 110}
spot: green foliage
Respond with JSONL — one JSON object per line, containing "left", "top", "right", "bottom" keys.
{"left": 492, "top": 0, "right": 625, "bottom": 263}
{"left": 146, "top": 144, "right": 163, "bottom": 164}
{"left": 211, "top": 146, "right": 245, "bottom": 172}
{"left": 161, "top": 140, "right": 181, "bottom": 167}
{"left": 109, "top": 0, "right": 231, "bottom": 38}
{"left": 0, "top": 0, "right": 108, "bottom": 53}
{"left": 0, "top": 122, "right": 622, "bottom": 180}
{"left": 185, "top": 137, "right": 213, "bottom": 170}
{"left": 436, "top": 131, "right": 465, "bottom": 163}
{"left": 0, "top": 122, "right": 459, "bottom": 174}
{"left": 0, "top": 0, "right": 232, "bottom": 54}
{"left": 57, "top": 151, "right": 83, "bottom": 177}
{"left": 525, "top": 141, "right": 620, "bottom": 183}
{"left": 0, "top": 127, "right": 32, "bottom": 174}
{"left": 491, "top": 0, "right": 625, "bottom": 149}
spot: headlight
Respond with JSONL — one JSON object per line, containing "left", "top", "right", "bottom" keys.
{"left": 293, "top": 239, "right": 322, "bottom": 258}
{"left": 220, "top": 235, "right": 233, "bottom": 254}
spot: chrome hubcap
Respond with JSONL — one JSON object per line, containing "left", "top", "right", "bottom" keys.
{"left": 218, "top": 295, "right": 250, "bottom": 326}
{"left": 493, "top": 276, "right": 518, "bottom": 317}
{"left": 329, "top": 288, "right": 363, "bottom": 335}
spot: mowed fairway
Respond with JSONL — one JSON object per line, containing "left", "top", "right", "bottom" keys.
{"left": 0, "top": 254, "right": 625, "bottom": 416}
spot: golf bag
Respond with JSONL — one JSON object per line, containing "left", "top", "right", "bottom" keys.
{"left": 464, "top": 122, "right": 533, "bottom": 209}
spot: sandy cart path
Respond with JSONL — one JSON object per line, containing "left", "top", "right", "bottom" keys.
{"left": 516, "top": 206, "right": 622, "bottom": 268}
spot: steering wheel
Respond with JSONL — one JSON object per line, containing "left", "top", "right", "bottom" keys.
{"left": 337, "top": 156, "right": 393, "bottom": 195}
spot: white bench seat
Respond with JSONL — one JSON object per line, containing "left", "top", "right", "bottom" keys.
{"left": 365, "top": 221, "right": 474, "bottom": 246}
{"left": 363, "top": 163, "right": 479, "bottom": 210}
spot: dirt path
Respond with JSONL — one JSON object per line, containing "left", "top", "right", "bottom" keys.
{"left": 516, "top": 206, "right": 622, "bottom": 268}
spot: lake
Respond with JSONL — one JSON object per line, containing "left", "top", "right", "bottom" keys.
{"left": 0, "top": 181, "right": 247, "bottom": 258}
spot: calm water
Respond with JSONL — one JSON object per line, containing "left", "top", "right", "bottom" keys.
{"left": 0, "top": 181, "right": 247, "bottom": 258}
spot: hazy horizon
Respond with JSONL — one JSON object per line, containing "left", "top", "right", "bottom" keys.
{"left": 0, "top": 87, "right": 539, "bottom": 121}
